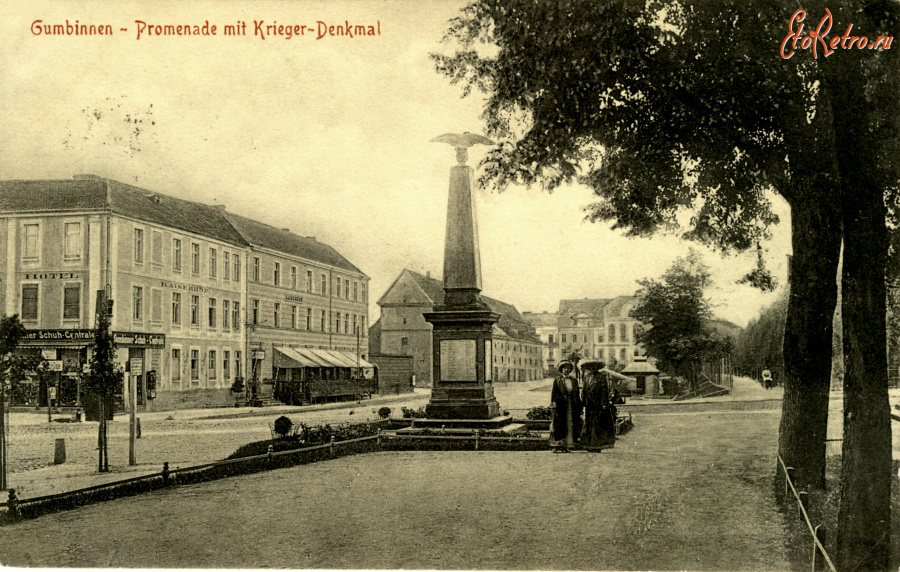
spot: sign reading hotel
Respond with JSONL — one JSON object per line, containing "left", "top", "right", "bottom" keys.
{"left": 440, "top": 339, "right": 477, "bottom": 381}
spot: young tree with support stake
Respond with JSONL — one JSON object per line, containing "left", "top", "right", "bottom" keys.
{"left": 83, "top": 291, "right": 122, "bottom": 473}
{"left": 433, "top": 1, "right": 899, "bottom": 567}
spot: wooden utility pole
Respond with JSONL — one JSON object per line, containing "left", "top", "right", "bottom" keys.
{"left": 128, "top": 369, "right": 136, "bottom": 466}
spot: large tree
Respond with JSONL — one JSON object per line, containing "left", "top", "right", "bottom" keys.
{"left": 434, "top": 1, "right": 899, "bottom": 567}
{"left": 631, "top": 249, "right": 729, "bottom": 391}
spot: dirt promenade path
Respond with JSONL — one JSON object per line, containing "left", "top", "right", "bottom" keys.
{"left": 0, "top": 409, "right": 790, "bottom": 570}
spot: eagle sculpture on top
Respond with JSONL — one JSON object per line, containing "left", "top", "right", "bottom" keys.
{"left": 430, "top": 132, "right": 495, "bottom": 165}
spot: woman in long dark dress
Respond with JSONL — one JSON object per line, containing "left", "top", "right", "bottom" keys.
{"left": 551, "top": 360, "right": 583, "bottom": 452}
{"left": 580, "top": 360, "right": 616, "bottom": 451}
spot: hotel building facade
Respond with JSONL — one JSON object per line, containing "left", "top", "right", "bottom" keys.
{"left": 0, "top": 176, "right": 368, "bottom": 411}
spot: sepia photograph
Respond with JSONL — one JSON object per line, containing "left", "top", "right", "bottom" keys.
{"left": 1, "top": 0, "right": 898, "bottom": 570}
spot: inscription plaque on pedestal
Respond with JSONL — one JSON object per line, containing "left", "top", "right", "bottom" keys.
{"left": 440, "top": 339, "right": 476, "bottom": 381}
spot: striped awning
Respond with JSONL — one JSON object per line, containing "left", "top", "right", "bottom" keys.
{"left": 274, "top": 347, "right": 375, "bottom": 369}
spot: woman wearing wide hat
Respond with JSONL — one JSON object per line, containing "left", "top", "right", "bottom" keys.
{"left": 580, "top": 360, "right": 616, "bottom": 451}
{"left": 551, "top": 360, "right": 583, "bottom": 452}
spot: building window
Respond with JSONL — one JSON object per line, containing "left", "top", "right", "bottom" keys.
{"left": 208, "top": 298, "right": 217, "bottom": 328}
{"left": 361, "top": 283, "right": 366, "bottom": 302}
{"left": 320, "top": 310, "right": 326, "bottom": 332}
{"left": 352, "top": 315, "right": 357, "bottom": 335}
{"left": 191, "top": 243, "right": 200, "bottom": 274}
{"left": 336, "top": 279, "right": 342, "bottom": 298}
{"left": 233, "top": 301, "right": 240, "bottom": 330}
{"left": 232, "top": 253, "right": 240, "bottom": 282}
{"left": 306, "top": 308, "right": 312, "bottom": 330}
{"left": 274, "top": 262, "right": 281, "bottom": 286}
{"left": 549, "top": 348, "right": 555, "bottom": 359}
{"left": 345, "top": 279, "right": 350, "bottom": 299}
{"left": 173, "top": 239, "right": 182, "bottom": 271}
{"left": 335, "top": 312, "right": 341, "bottom": 333}
{"left": 252, "top": 300, "right": 259, "bottom": 325}
{"left": 223, "top": 300, "right": 230, "bottom": 329}
{"left": 235, "top": 351, "right": 242, "bottom": 379}
{"left": 253, "top": 257, "right": 260, "bottom": 282}
{"left": 621, "top": 323, "right": 627, "bottom": 342}
{"left": 172, "top": 293, "right": 182, "bottom": 325}
{"left": 291, "top": 305, "right": 297, "bottom": 329}
{"left": 171, "top": 349, "right": 181, "bottom": 382}
{"left": 223, "top": 350, "right": 231, "bottom": 379}
{"left": 63, "top": 284, "right": 80, "bottom": 320}
{"left": 151, "top": 289, "right": 162, "bottom": 322}
{"left": 208, "top": 350, "right": 217, "bottom": 379}
{"left": 274, "top": 303, "right": 281, "bottom": 328}
{"left": 343, "top": 313, "right": 349, "bottom": 334}
{"left": 191, "top": 295, "right": 199, "bottom": 326}
{"left": 598, "top": 333, "right": 604, "bottom": 343}
{"left": 190, "top": 349, "right": 199, "bottom": 380}
{"left": 133, "top": 228, "right": 144, "bottom": 264}
{"left": 561, "top": 333, "right": 567, "bottom": 344}
{"left": 21, "top": 284, "right": 38, "bottom": 321}
{"left": 320, "top": 274, "right": 327, "bottom": 295}
{"left": 620, "top": 348, "right": 626, "bottom": 361}
{"left": 151, "top": 231, "right": 163, "bottom": 265}
{"left": 64, "top": 222, "right": 82, "bottom": 259}
{"left": 572, "top": 334, "right": 578, "bottom": 343}
{"left": 133, "top": 286, "right": 143, "bottom": 320}
{"left": 209, "top": 248, "right": 218, "bottom": 278}
{"left": 291, "top": 266, "right": 297, "bottom": 289}
{"left": 609, "top": 324, "right": 616, "bottom": 343}
{"left": 548, "top": 334, "right": 554, "bottom": 344}
{"left": 401, "top": 337, "right": 409, "bottom": 353}
{"left": 223, "top": 251, "right": 230, "bottom": 280}
{"left": 306, "top": 269, "right": 312, "bottom": 292}
{"left": 22, "top": 223, "right": 40, "bottom": 261}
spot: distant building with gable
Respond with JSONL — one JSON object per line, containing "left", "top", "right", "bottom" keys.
{"left": 369, "top": 269, "right": 543, "bottom": 387}
{"left": 524, "top": 296, "right": 645, "bottom": 371}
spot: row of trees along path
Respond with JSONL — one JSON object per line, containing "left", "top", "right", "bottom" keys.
{"left": 434, "top": 1, "right": 899, "bottom": 568}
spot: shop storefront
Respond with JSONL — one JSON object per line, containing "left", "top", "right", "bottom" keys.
{"left": 16, "top": 329, "right": 93, "bottom": 408}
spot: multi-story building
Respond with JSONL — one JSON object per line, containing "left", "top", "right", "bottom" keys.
{"left": 0, "top": 175, "right": 368, "bottom": 410}
{"left": 369, "top": 269, "right": 543, "bottom": 387}
{"left": 524, "top": 296, "right": 645, "bottom": 370}
{"left": 520, "top": 311, "right": 559, "bottom": 372}
{"left": 223, "top": 212, "right": 369, "bottom": 399}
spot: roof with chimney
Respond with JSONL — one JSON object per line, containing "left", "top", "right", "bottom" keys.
{"left": 522, "top": 311, "right": 559, "bottom": 328}
{"left": 223, "top": 212, "right": 363, "bottom": 274}
{"left": 0, "top": 176, "right": 364, "bottom": 274}
{"left": 557, "top": 296, "right": 639, "bottom": 326}
{"left": 378, "top": 269, "right": 540, "bottom": 343}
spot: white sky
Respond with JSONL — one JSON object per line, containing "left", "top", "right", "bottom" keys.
{"left": 1, "top": 0, "right": 791, "bottom": 328}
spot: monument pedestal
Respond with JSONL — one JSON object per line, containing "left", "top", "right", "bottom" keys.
{"left": 424, "top": 307, "right": 504, "bottom": 422}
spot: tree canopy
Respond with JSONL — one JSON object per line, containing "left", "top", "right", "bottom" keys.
{"left": 631, "top": 249, "right": 730, "bottom": 387}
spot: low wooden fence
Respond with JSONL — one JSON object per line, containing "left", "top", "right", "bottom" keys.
{"left": 0, "top": 429, "right": 551, "bottom": 523}
{"left": 776, "top": 454, "right": 837, "bottom": 572}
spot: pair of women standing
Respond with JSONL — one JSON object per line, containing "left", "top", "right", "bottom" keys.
{"left": 551, "top": 360, "right": 617, "bottom": 452}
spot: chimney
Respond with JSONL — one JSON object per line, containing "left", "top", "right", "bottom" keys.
{"left": 281, "top": 228, "right": 290, "bottom": 232}
{"left": 426, "top": 271, "right": 431, "bottom": 279}
{"left": 212, "top": 205, "right": 226, "bottom": 211}
{"left": 307, "top": 236, "right": 316, "bottom": 241}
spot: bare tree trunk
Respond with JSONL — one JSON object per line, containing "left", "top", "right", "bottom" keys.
{"left": 777, "top": 97, "right": 843, "bottom": 495}
{"left": 828, "top": 38, "right": 893, "bottom": 569}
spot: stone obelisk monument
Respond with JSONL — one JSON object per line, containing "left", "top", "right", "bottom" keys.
{"left": 423, "top": 133, "right": 506, "bottom": 425}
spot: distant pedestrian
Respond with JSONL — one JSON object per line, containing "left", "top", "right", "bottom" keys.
{"left": 580, "top": 360, "right": 616, "bottom": 452}
{"left": 762, "top": 368, "right": 773, "bottom": 390}
{"left": 551, "top": 360, "right": 582, "bottom": 453}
